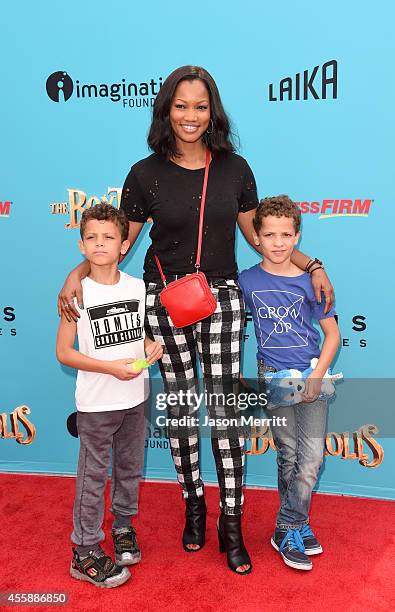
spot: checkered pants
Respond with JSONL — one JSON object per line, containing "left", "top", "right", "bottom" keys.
{"left": 145, "top": 279, "right": 246, "bottom": 515}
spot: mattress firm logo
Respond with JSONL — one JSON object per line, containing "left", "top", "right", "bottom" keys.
{"left": 88, "top": 301, "right": 143, "bottom": 349}
{"left": 0, "top": 201, "right": 12, "bottom": 219}
{"left": 268, "top": 60, "right": 337, "bottom": 101}
{"left": 46, "top": 70, "right": 163, "bottom": 108}
{"left": 50, "top": 187, "right": 122, "bottom": 228}
{"left": 296, "top": 199, "right": 373, "bottom": 219}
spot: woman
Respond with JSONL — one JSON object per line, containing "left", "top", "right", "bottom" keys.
{"left": 59, "top": 65, "right": 334, "bottom": 575}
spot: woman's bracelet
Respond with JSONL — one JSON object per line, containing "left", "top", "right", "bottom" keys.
{"left": 305, "top": 257, "right": 323, "bottom": 273}
{"left": 309, "top": 264, "right": 324, "bottom": 274}
{"left": 305, "top": 259, "right": 314, "bottom": 273}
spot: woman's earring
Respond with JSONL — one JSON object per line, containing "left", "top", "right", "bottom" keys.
{"left": 206, "top": 118, "right": 214, "bottom": 135}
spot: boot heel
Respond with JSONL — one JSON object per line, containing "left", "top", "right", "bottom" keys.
{"left": 217, "top": 527, "right": 226, "bottom": 553}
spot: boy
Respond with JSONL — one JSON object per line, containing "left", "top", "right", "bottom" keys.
{"left": 238, "top": 196, "right": 340, "bottom": 571}
{"left": 56, "top": 203, "right": 162, "bottom": 588}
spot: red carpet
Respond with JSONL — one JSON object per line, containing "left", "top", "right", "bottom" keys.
{"left": 0, "top": 474, "right": 394, "bottom": 612}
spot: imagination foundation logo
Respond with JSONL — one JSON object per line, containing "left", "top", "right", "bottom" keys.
{"left": 46, "top": 70, "right": 162, "bottom": 109}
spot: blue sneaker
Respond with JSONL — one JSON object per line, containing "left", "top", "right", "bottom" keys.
{"left": 300, "top": 524, "right": 323, "bottom": 555}
{"left": 271, "top": 528, "right": 312, "bottom": 571}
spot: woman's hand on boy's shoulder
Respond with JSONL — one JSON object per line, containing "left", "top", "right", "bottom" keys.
{"left": 311, "top": 268, "right": 335, "bottom": 314}
{"left": 58, "top": 272, "right": 84, "bottom": 322}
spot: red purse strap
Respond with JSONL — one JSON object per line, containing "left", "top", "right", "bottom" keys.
{"left": 154, "top": 253, "right": 167, "bottom": 285}
{"left": 155, "top": 148, "right": 211, "bottom": 284}
{"left": 195, "top": 148, "right": 211, "bottom": 270}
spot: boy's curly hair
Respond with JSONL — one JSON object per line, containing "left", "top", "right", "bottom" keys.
{"left": 80, "top": 202, "right": 129, "bottom": 242}
{"left": 253, "top": 195, "right": 301, "bottom": 234}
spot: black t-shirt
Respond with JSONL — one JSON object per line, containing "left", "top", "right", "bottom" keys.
{"left": 120, "top": 152, "right": 258, "bottom": 282}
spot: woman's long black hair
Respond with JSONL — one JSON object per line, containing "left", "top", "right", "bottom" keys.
{"left": 148, "top": 65, "right": 236, "bottom": 158}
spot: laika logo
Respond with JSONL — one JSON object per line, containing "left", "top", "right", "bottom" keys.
{"left": 296, "top": 199, "right": 373, "bottom": 219}
{"left": 269, "top": 60, "right": 337, "bottom": 101}
{"left": 0, "top": 201, "right": 12, "bottom": 218}
{"left": 45, "top": 70, "right": 162, "bottom": 108}
{"left": 46, "top": 71, "right": 74, "bottom": 102}
{"left": 88, "top": 300, "right": 143, "bottom": 349}
{"left": 252, "top": 291, "right": 308, "bottom": 349}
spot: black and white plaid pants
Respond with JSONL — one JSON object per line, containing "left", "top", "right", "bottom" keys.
{"left": 145, "top": 279, "right": 246, "bottom": 515}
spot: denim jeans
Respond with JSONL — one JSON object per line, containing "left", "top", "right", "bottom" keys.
{"left": 258, "top": 361, "right": 327, "bottom": 529}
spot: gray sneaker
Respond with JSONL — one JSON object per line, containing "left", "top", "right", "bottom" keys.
{"left": 112, "top": 526, "right": 141, "bottom": 566}
{"left": 70, "top": 547, "right": 130, "bottom": 588}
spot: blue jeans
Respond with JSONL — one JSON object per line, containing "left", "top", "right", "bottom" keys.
{"left": 258, "top": 361, "right": 327, "bottom": 529}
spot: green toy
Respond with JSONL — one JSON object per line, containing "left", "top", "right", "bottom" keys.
{"left": 128, "top": 358, "right": 151, "bottom": 373}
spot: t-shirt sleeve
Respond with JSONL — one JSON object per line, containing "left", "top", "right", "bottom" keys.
{"left": 311, "top": 295, "right": 336, "bottom": 321}
{"left": 237, "top": 271, "right": 250, "bottom": 306}
{"left": 120, "top": 166, "right": 149, "bottom": 222}
{"left": 238, "top": 159, "right": 259, "bottom": 213}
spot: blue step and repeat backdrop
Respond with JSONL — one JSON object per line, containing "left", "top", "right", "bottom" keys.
{"left": 1, "top": 1, "right": 394, "bottom": 499}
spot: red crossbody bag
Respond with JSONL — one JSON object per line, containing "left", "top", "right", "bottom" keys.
{"left": 154, "top": 149, "right": 217, "bottom": 328}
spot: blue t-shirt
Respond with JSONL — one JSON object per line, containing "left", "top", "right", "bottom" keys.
{"left": 238, "top": 264, "right": 336, "bottom": 371}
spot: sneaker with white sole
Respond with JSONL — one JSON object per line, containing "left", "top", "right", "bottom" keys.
{"left": 299, "top": 524, "right": 323, "bottom": 555}
{"left": 112, "top": 526, "right": 141, "bottom": 566}
{"left": 271, "top": 527, "right": 312, "bottom": 571}
{"left": 70, "top": 547, "right": 130, "bottom": 588}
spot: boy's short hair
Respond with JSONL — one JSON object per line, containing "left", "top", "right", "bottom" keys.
{"left": 253, "top": 195, "right": 301, "bottom": 234}
{"left": 80, "top": 203, "right": 129, "bottom": 242}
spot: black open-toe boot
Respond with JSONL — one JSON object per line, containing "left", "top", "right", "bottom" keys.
{"left": 182, "top": 495, "right": 207, "bottom": 552}
{"left": 217, "top": 512, "right": 252, "bottom": 575}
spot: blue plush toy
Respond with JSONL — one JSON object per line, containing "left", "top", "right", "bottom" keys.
{"left": 264, "top": 358, "right": 343, "bottom": 408}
